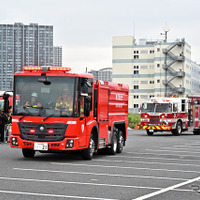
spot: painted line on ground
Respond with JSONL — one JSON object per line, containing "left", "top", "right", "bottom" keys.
{"left": 145, "top": 148, "right": 200, "bottom": 154}
{"left": 161, "top": 146, "right": 200, "bottom": 150}
{"left": 107, "top": 155, "right": 199, "bottom": 162}
{"left": 13, "top": 167, "right": 188, "bottom": 181}
{"left": 51, "top": 162, "right": 200, "bottom": 174}
{"left": 132, "top": 175, "right": 200, "bottom": 200}
{"left": 107, "top": 155, "right": 198, "bottom": 162}
{"left": 0, "top": 176, "right": 162, "bottom": 190}
{"left": 0, "top": 189, "right": 116, "bottom": 200}
{"left": 126, "top": 151, "right": 200, "bottom": 158}
{"left": 95, "top": 158, "right": 200, "bottom": 168}
{"left": 0, "top": 176, "right": 192, "bottom": 193}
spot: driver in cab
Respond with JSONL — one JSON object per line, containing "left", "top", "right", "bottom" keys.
{"left": 24, "top": 92, "right": 42, "bottom": 108}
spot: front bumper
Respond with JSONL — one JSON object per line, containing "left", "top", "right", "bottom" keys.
{"left": 10, "top": 135, "right": 81, "bottom": 151}
{"left": 142, "top": 125, "right": 172, "bottom": 131}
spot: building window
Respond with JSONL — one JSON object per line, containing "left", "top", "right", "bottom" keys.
{"left": 134, "top": 50, "right": 139, "bottom": 54}
{"left": 134, "top": 85, "right": 139, "bottom": 89}
{"left": 134, "top": 95, "right": 139, "bottom": 99}
{"left": 150, "top": 50, "right": 154, "bottom": 54}
{"left": 149, "top": 65, "right": 154, "bottom": 69}
{"left": 150, "top": 95, "right": 154, "bottom": 98}
{"left": 157, "top": 64, "right": 160, "bottom": 68}
{"left": 141, "top": 81, "right": 148, "bottom": 84}
{"left": 150, "top": 80, "right": 154, "bottom": 84}
{"left": 134, "top": 55, "right": 139, "bottom": 59}
{"left": 134, "top": 70, "right": 139, "bottom": 74}
{"left": 141, "top": 50, "right": 148, "bottom": 54}
{"left": 140, "top": 95, "right": 148, "bottom": 99}
{"left": 141, "top": 65, "right": 148, "bottom": 69}
{"left": 157, "top": 48, "right": 160, "bottom": 52}
{"left": 157, "top": 79, "right": 160, "bottom": 83}
{"left": 134, "top": 104, "right": 139, "bottom": 108}
{"left": 134, "top": 65, "right": 139, "bottom": 69}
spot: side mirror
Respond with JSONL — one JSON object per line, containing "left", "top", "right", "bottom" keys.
{"left": 84, "top": 96, "right": 91, "bottom": 117}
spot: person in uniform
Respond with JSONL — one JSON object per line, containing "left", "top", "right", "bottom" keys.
{"left": 24, "top": 92, "right": 42, "bottom": 108}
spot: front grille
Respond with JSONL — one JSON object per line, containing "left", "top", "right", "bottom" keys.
{"left": 149, "top": 116, "right": 160, "bottom": 124}
{"left": 19, "top": 123, "right": 67, "bottom": 142}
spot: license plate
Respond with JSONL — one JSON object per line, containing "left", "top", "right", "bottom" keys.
{"left": 34, "top": 142, "right": 48, "bottom": 151}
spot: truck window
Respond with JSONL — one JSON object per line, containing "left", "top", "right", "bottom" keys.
{"left": 173, "top": 103, "right": 178, "bottom": 112}
{"left": 80, "top": 78, "right": 93, "bottom": 112}
{"left": 141, "top": 103, "right": 155, "bottom": 112}
{"left": 182, "top": 99, "right": 186, "bottom": 112}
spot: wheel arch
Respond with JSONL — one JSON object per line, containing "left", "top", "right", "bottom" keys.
{"left": 111, "top": 121, "right": 127, "bottom": 145}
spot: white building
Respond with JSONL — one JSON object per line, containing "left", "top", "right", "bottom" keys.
{"left": 112, "top": 36, "right": 200, "bottom": 112}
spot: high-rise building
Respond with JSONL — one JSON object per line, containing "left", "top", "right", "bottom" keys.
{"left": 88, "top": 67, "right": 112, "bottom": 82}
{"left": 53, "top": 46, "right": 62, "bottom": 67}
{"left": 112, "top": 36, "right": 200, "bottom": 112}
{"left": 0, "top": 23, "right": 54, "bottom": 90}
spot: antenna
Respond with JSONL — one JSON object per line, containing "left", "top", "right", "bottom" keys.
{"left": 161, "top": 23, "right": 170, "bottom": 42}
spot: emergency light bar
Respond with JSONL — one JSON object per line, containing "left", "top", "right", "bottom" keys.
{"left": 22, "top": 66, "right": 71, "bottom": 72}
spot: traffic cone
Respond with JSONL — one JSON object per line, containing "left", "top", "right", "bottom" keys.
{"left": 135, "top": 123, "right": 138, "bottom": 130}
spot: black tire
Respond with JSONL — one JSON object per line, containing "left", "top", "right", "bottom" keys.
{"left": 172, "top": 121, "right": 182, "bottom": 136}
{"left": 81, "top": 135, "right": 95, "bottom": 160}
{"left": 117, "top": 130, "right": 124, "bottom": 153}
{"left": 107, "top": 130, "right": 117, "bottom": 155}
{"left": 22, "top": 149, "right": 35, "bottom": 158}
{"left": 146, "top": 129, "right": 154, "bottom": 136}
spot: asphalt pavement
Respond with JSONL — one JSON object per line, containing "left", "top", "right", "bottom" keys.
{"left": 1, "top": 129, "right": 200, "bottom": 200}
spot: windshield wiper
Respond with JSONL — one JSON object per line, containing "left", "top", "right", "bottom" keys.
{"left": 42, "top": 114, "right": 54, "bottom": 122}
{"left": 19, "top": 113, "right": 30, "bottom": 120}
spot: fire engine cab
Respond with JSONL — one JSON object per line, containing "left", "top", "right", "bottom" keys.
{"left": 141, "top": 97, "right": 189, "bottom": 135}
{"left": 10, "top": 66, "right": 129, "bottom": 160}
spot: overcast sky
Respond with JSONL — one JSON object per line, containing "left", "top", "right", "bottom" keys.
{"left": 0, "top": 0, "right": 200, "bottom": 73}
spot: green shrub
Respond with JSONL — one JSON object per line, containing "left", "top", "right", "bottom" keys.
{"left": 128, "top": 113, "right": 141, "bottom": 129}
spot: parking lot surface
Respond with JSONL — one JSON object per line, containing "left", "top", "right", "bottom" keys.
{"left": 1, "top": 129, "right": 200, "bottom": 199}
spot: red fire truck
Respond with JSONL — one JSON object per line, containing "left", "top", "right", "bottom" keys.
{"left": 10, "top": 66, "right": 129, "bottom": 160}
{"left": 188, "top": 95, "right": 200, "bottom": 135}
{"left": 0, "top": 92, "right": 13, "bottom": 111}
{"left": 140, "top": 97, "right": 189, "bottom": 135}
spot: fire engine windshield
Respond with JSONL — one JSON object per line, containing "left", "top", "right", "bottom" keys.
{"left": 141, "top": 103, "right": 172, "bottom": 113}
{"left": 13, "top": 76, "right": 77, "bottom": 117}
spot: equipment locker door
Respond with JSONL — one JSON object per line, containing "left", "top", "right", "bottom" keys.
{"left": 97, "top": 87, "right": 109, "bottom": 146}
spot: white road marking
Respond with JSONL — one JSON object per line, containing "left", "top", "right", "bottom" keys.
{"left": 132, "top": 175, "right": 200, "bottom": 200}
{"left": 0, "top": 176, "right": 192, "bottom": 192}
{"left": 146, "top": 148, "right": 200, "bottom": 154}
{"left": 0, "top": 176, "right": 162, "bottom": 190}
{"left": 0, "top": 189, "right": 116, "bottom": 200}
{"left": 126, "top": 151, "right": 200, "bottom": 158}
{"left": 108, "top": 155, "right": 198, "bottom": 162}
{"left": 13, "top": 167, "right": 188, "bottom": 181}
{"left": 162, "top": 147, "right": 200, "bottom": 151}
{"left": 51, "top": 162, "right": 200, "bottom": 174}
{"left": 95, "top": 158, "right": 200, "bottom": 168}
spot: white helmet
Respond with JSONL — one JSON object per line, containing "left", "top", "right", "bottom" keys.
{"left": 31, "top": 92, "right": 38, "bottom": 98}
